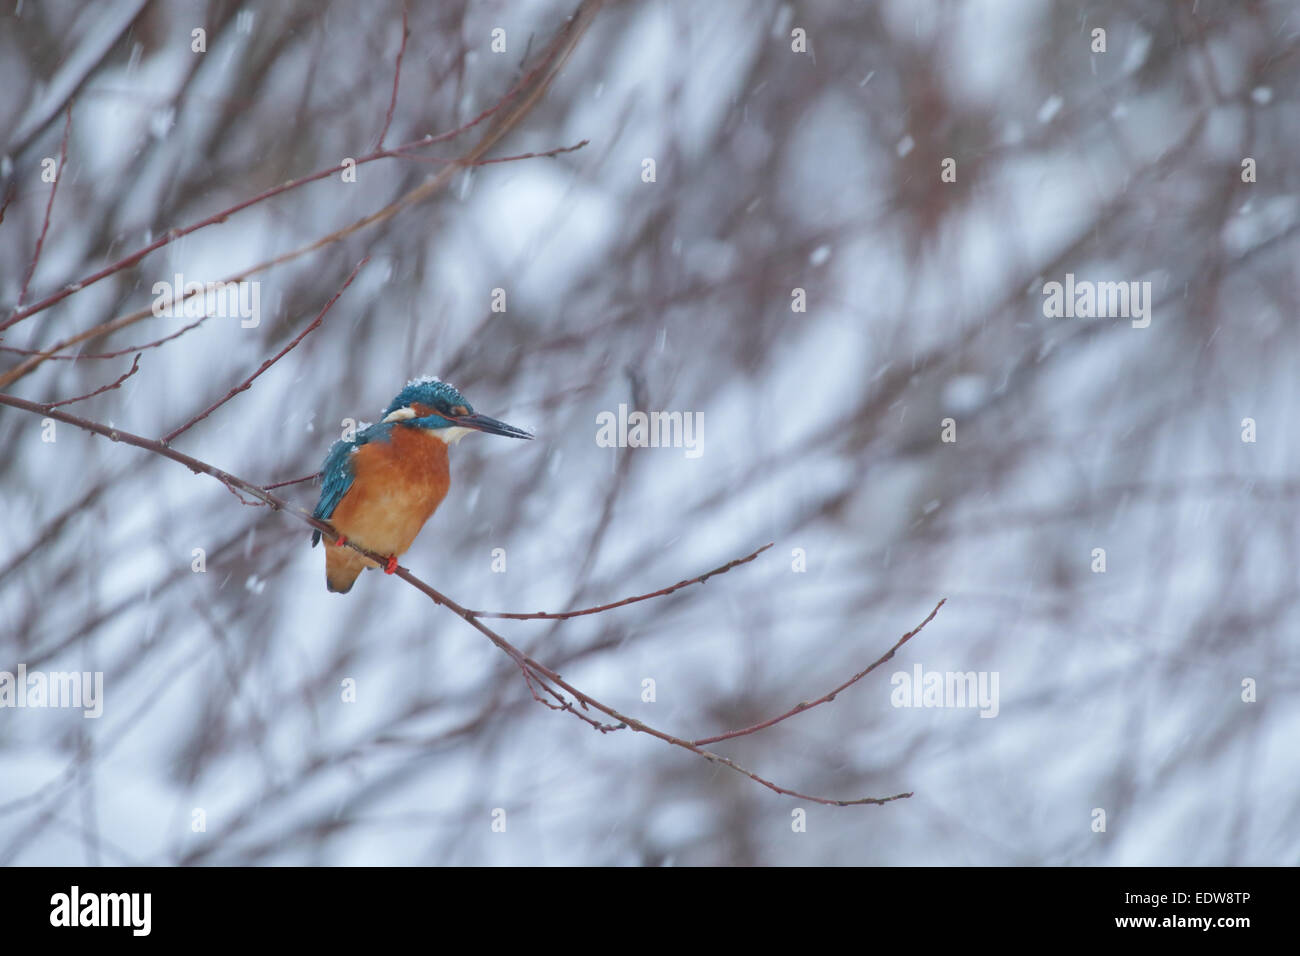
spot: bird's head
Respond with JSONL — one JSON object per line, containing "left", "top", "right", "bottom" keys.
{"left": 379, "top": 377, "right": 533, "bottom": 443}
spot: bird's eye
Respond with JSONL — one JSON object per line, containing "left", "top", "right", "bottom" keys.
{"left": 450, "top": 405, "right": 469, "bottom": 417}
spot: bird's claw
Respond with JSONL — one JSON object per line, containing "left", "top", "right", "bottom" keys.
{"left": 384, "top": 555, "right": 398, "bottom": 574}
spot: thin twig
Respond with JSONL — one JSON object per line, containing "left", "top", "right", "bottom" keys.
{"left": 467, "top": 543, "right": 773, "bottom": 620}
{"left": 45, "top": 353, "right": 140, "bottom": 409}
{"left": 159, "top": 258, "right": 367, "bottom": 445}
{"left": 693, "top": 598, "right": 947, "bottom": 746}
{"left": 262, "top": 472, "right": 320, "bottom": 491}
{"left": 12, "top": 106, "right": 71, "bottom": 312}
{"left": 374, "top": 1, "right": 409, "bottom": 150}
{"left": 392, "top": 139, "right": 589, "bottom": 166}
{"left": 0, "top": 315, "right": 211, "bottom": 360}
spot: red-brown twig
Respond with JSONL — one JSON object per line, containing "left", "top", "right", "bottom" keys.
{"left": 0, "top": 390, "right": 934, "bottom": 807}
{"left": 262, "top": 472, "right": 320, "bottom": 491}
{"left": 0, "top": 315, "right": 211, "bottom": 360}
{"left": 693, "top": 599, "right": 947, "bottom": 746}
{"left": 467, "top": 542, "right": 773, "bottom": 620}
{"left": 159, "top": 258, "right": 367, "bottom": 445}
{"left": 517, "top": 660, "right": 624, "bottom": 733}
{"left": 392, "top": 139, "right": 590, "bottom": 166}
{"left": 45, "top": 353, "right": 141, "bottom": 409}
{"left": 12, "top": 106, "right": 71, "bottom": 313}
{"left": 373, "top": 1, "right": 409, "bottom": 150}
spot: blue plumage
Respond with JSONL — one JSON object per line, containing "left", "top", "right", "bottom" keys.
{"left": 310, "top": 422, "right": 397, "bottom": 544}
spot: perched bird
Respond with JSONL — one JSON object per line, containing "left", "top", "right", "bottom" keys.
{"left": 311, "top": 377, "right": 532, "bottom": 593}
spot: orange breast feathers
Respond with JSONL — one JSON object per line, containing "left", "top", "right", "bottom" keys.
{"left": 327, "top": 426, "right": 451, "bottom": 566}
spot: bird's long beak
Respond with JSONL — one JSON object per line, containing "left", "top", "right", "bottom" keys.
{"left": 454, "top": 412, "right": 533, "bottom": 440}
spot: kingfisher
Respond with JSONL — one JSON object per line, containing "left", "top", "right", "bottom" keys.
{"left": 311, "top": 377, "right": 532, "bottom": 593}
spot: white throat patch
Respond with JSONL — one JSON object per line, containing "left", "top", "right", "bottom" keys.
{"left": 432, "top": 426, "right": 472, "bottom": 445}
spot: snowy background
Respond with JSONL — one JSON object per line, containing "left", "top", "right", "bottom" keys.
{"left": 1, "top": 0, "right": 1297, "bottom": 865}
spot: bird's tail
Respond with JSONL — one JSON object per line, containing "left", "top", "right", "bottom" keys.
{"left": 325, "top": 541, "right": 371, "bottom": 593}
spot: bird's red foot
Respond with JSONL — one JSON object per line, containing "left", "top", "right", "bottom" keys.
{"left": 334, "top": 535, "right": 347, "bottom": 547}
{"left": 384, "top": 555, "right": 398, "bottom": 574}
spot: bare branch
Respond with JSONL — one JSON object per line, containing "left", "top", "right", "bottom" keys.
{"left": 693, "top": 598, "right": 947, "bottom": 746}
{"left": 392, "top": 139, "right": 590, "bottom": 167}
{"left": 373, "top": 1, "right": 410, "bottom": 150}
{"left": 11, "top": 106, "right": 71, "bottom": 313}
{"left": 262, "top": 472, "right": 320, "bottom": 491}
{"left": 159, "top": 258, "right": 368, "bottom": 445}
{"left": 0, "top": 315, "right": 211, "bottom": 361}
{"left": 468, "top": 542, "right": 774, "bottom": 620}
{"left": 45, "top": 353, "right": 140, "bottom": 409}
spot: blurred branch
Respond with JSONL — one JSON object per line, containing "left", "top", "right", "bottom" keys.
{"left": 0, "top": 475, "right": 120, "bottom": 584}
{"left": 3, "top": 0, "right": 149, "bottom": 156}
{"left": 0, "top": 180, "right": 16, "bottom": 226}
